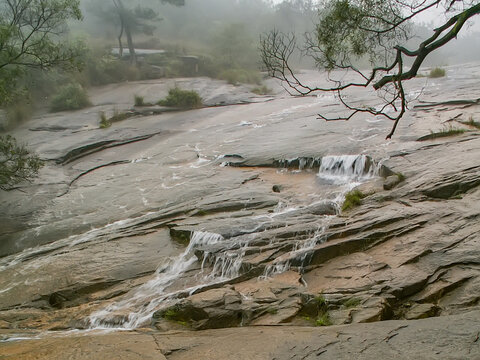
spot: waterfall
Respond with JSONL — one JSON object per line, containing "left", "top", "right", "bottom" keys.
{"left": 88, "top": 154, "right": 380, "bottom": 329}
{"left": 88, "top": 231, "right": 224, "bottom": 329}
{"left": 318, "top": 154, "right": 374, "bottom": 184}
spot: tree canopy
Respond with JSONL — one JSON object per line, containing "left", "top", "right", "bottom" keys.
{"left": 0, "top": 0, "right": 84, "bottom": 189}
{"left": 261, "top": 0, "right": 480, "bottom": 138}
{"left": 87, "top": 0, "right": 185, "bottom": 65}
{"left": 0, "top": 0, "right": 85, "bottom": 105}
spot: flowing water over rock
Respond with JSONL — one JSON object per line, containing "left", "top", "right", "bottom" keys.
{"left": 1, "top": 66, "right": 480, "bottom": 358}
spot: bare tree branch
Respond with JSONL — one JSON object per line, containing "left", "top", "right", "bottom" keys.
{"left": 260, "top": 0, "right": 480, "bottom": 138}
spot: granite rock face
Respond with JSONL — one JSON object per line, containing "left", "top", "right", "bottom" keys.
{"left": 1, "top": 66, "right": 480, "bottom": 358}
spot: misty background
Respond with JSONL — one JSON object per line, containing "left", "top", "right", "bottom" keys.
{"left": 2, "top": 0, "right": 479, "bottom": 129}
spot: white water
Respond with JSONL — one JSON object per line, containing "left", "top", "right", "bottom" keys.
{"left": 318, "top": 154, "right": 374, "bottom": 184}
{"left": 86, "top": 154, "right": 378, "bottom": 330}
{"left": 88, "top": 231, "right": 226, "bottom": 329}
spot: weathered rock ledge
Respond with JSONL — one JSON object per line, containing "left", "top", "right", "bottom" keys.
{"left": 1, "top": 310, "right": 479, "bottom": 359}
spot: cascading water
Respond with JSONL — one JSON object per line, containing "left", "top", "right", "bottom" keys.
{"left": 88, "top": 231, "right": 226, "bottom": 329}
{"left": 262, "top": 154, "right": 377, "bottom": 278}
{"left": 87, "top": 154, "right": 380, "bottom": 330}
{"left": 318, "top": 154, "right": 374, "bottom": 185}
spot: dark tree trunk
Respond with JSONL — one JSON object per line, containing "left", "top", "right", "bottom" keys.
{"left": 113, "top": 0, "right": 136, "bottom": 65}
{"left": 117, "top": 15, "right": 124, "bottom": 58}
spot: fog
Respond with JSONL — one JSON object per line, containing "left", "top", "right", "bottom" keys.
{"left": 1, "top": 0, "right": 479, "bottom": 131}
{"left": 75, "top": 0, "right": 479, "bottom": 68}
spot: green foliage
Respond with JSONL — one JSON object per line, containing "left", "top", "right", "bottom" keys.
{"left": 98, "top": 111, "right": 111, "bottom": 129}
{"left": 428, "top": 67, "right": 446, "bottom": 78}
{"left": 0, "top": 135, "right": 43, "bottom": 190}
{"left": 396, "top": 172, "right": 406, "bottom": 182}
{"left": 342, "top": 189, "right": 366, "bottom": 211}
{"left": 134, "top": 95, "right": 145, "bottom": 107}
{"left": 158, "top": 87, "right": 202, "bottom": 109}
{"left": 251, "top": 85, "right": 273, "bottom": 95}
{"left": 315, "top": 295, "right": 328, "bottom": 308}
{"left": 315, "top": 313, "right": 332, "bottom": 326}
{"left": 162, "top": 308, "right": 179, "bottom": 320}
{"left": 463, "top": 116, "right": 480, "bottom": 129}
{"left": 0, "top": 0, "right": 85, "bottom": 106}
{"left": 314, "top": 294, "right": 332, "bottom": 326}
{"left": 50, "top": 83, "right": 91, "bottom": 112}
{"left": 418, "top": 127, "right": 466, "bottom": 141}
{"left": 314, "top": 0, "right": 407, "bottom": 70}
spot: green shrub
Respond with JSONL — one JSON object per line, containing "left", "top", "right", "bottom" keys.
{"left": 134, "top": 95, "right": 145, "bottom": 107}
{"left": 0, "top": 135, "right": 43, "bottom": 190}
{"left": 251, "top": 85, "right": 272, "bottom": 95}
{"left": 158, "top": 87, "right": 202, "bottom": 109}
{"left": 342, "top": 189, "right": 366, "bottom": 211}
{"left": 219, "top": 69, "right": 262, "bottom": 85}
{"left": 50, "top": 83, "right": 91, "bottom": 112}
{"left": 428, "top": 67, "right": 446, "bottom": 78}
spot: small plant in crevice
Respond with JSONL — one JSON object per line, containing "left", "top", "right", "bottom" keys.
{"left": 418, "top": 127, "right": 466, "bottom": 141}
{"left": 314, "top": 295, "right": 332, "bottom": 327}
{"left": 99, "top": 111, "right": 111, "bottom": 129}
{"left": 463, "top": 115, "right": 480, "bottom": 130}
{"left": 396, "top": 172, "right": 406, "bottom": 182}
{"left": 342, "top": 297, "right": 362, "bottom": 308}
{"left": 315, "top": 312, "right": 332, "bottom": 326}
{"left": 162, "top": 308, "right": 179, "bottom": 320}
{"left": 342, "top": 189, "right": 366, "bottom": 212}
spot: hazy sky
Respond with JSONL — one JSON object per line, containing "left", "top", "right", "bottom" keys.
{"left": 270, "top": 0, "right": 480, "bottom": 34}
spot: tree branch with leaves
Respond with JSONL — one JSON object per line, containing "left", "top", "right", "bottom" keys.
{"left": 260, "top": 0, "right": 480, "bottom": 138}
{"left": 0, "top": 0, "right": 85, "bottom": 104}
{"left": 0, "top": 0, "right": 84, "bottom": 189}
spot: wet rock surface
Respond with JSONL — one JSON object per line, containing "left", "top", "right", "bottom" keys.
{"left": 1, "top": 66, "right": 480, "bottom": 357}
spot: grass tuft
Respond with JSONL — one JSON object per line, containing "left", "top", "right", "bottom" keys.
{"left": 396, "top": 172, "right": 406, "bottom": 182}
{"left": 315, "top": 313, "right": 332, "bottom": 327}
{"left": 463, "top": 116, "right": 480, "bottom": 129}
{"left": 418, "top": 127, "right": 466, "bottom": 141}
{"left": 342, "top": 189, "right": 366, "bottom": 212}
{"left": 98, "top": 111, "right": 111, "bottom": 129}
{"left": 134, "top": 95, "right": 145, "bottom": 107}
